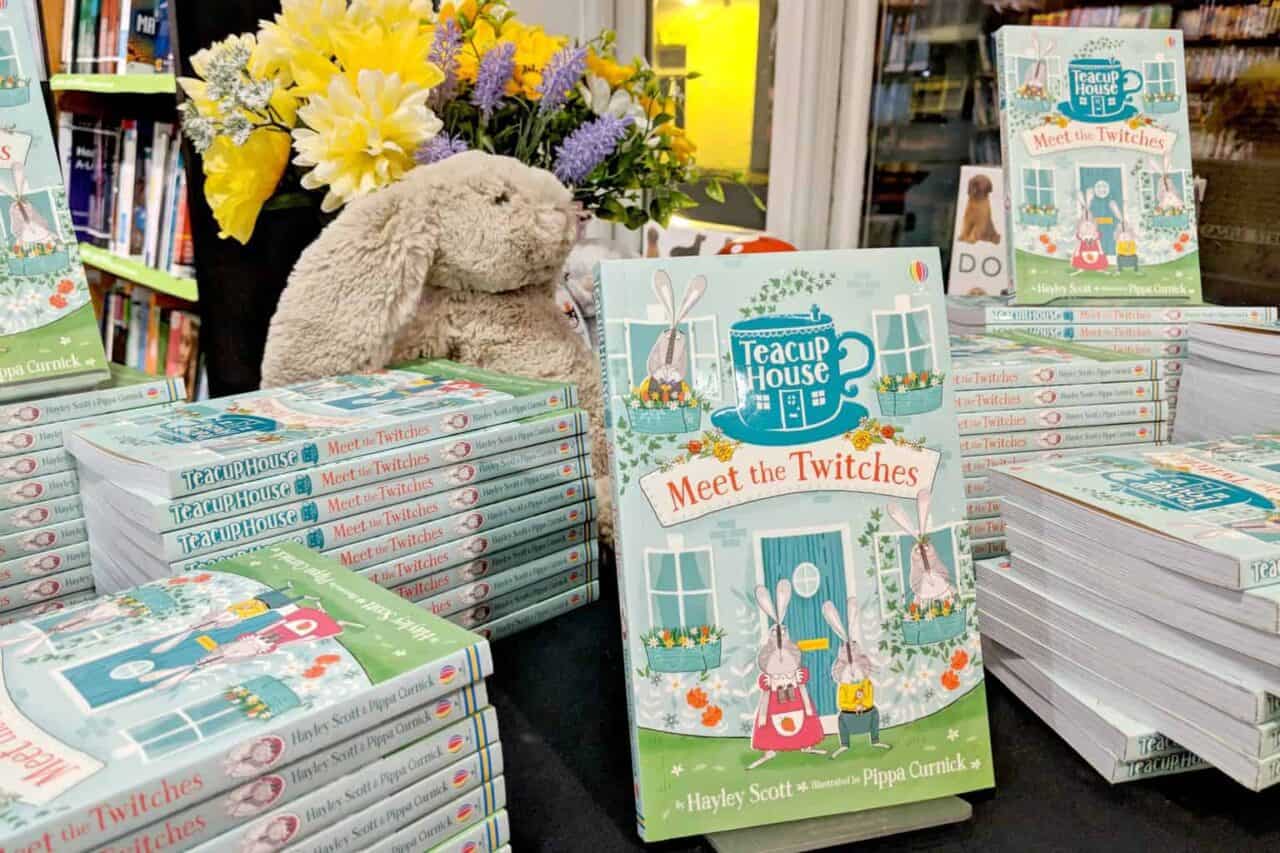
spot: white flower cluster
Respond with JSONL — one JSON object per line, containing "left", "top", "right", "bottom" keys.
{"left": 181, "top": 35, "right": 279, "bottom": 154}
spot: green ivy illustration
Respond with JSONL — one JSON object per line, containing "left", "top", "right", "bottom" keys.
{"left": 739, "top": 268, "right": 838, "bottom": 318}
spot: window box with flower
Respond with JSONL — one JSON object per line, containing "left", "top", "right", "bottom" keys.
{"left": 1150, "top": 206, "right": 1190, "bottom": 230}
{"left": 875, "top": 371, "right": 945, "bottom": 417}
{"left": 1011, "top": 85, "right": 1054, "bottom": 115}
{"left": 641, "top": 625, "right": 725, "bottom": 673}
{"left": 1143, "top": 91, "right": 1180, "bottom": 115}
{"left": 626, "top": 381, "right": 705, "bottom": 435}
{"left": 0, "top": 74, "right": 29, "bottom": 107}
{"left": 1017, "top": 203, "right": 1058, "bottom": 228}
{"left": 902, "top": 597, "right": 967, "bottom": 646}
{"left": 7, "top": 241, "right": 69, "bottom": 277}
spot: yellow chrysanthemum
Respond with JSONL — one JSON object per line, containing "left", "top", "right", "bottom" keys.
{"left": 454, "top": 18, "right": 500, "bottom": 84}
{"left": 201, "top": 130, "right": 290, "bottom": 244}
{"left": 251, "top": 0, "right": 346, "bottom": 86}
{"left": 586, "top": 49, "right": 632, "bottom": 89}
{"left": 657, "top": 123, "right": 695, "bottom": 163}
{"left": 332, "top": 18, "right": 443, "bottom": 90}
{"left": 347, "top": 0, "right": 433, "bottom": 22}
{"left": 292, "top": 70, "right": 441, "bottom": 212}
{"left": 504, "top": 22, "right": 565, "bottom": 100}
{"left": 639, "top": 94, "right": 677, "bottom": 120}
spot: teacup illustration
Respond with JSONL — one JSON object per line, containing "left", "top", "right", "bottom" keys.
{"left": 712, "top": 305, "right": 875, "bottom": 446}
{"left": 1062, "top": 58, "right": 1142, "bottom": 121}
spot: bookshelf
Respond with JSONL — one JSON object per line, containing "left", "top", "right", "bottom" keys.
{"left": 50, "top": 72, "right": 176, "bottom": 94}
{"left": 78, "top": 244, "right": 197, "bottom": 302}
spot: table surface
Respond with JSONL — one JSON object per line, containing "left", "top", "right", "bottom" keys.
{"left": 486, "top": 564, "right": 1280, "bottom": 852}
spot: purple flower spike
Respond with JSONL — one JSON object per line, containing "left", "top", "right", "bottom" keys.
{"left": 537, "top": 45, "right": 587, "bottom": 113}
{"left": 471, "top": 41, "right": 515, "bottom": 118}
{"left": 553, "top": 114, "right": 632, "bottom": 184}
{"left": 428, "top": 19, "right": 462, "bottom": 107}
{"left": 416, "top": 133, "right": 469, "bottom": 165}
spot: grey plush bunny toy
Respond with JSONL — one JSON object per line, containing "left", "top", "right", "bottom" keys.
{"left": 260, "top": 151, "right": 612, "bottom": 538}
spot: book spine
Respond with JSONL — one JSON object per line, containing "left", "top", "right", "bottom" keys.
{"left": 984, "top": 306, "right": 1279, "bottom": 325}
{"left": 977, "top": 323, "right": 1190, "bottom": 341}
{"left": 384, "top": 523, "right": 595, "bottom": 599}
{"left": 0, "top": 539, "right": 91, "bottom": 583}
{"left": 0, "top": 375, "right": 185, "bottom": 428}
{"left": 0, "top": 517, "right": 86, "bottom": 562}
{"left": 361, "top": 502, "right": 596, "bottom": 589}
{"left": 113, "top": 120, "right": 137, "bottom": 255}
{"left": 409, "top": 542, "right": 596, "bottom": 616}
{"left": 447, "top": 567, "right": 591, "bottom": 628}
{"left": 952, "top": 380, "right": 1166, "bottom": 412}
{"left": 106, "top": 688, "right": 493, "bottom": 853}
{"left": 9, "top": 644, "right": 494, "bottom": 853}
{"left": 168, "top": 387, "right": 578, "bottom": 497}
{"left": 154, "top": 421, "right": 587, "bottom": 531}
{"left": 0, "top": 447, "right": 75, "bottom": 483}
{"left": 0, "top": 563, "right": 95, "bottom": 613}
{"left": 116, "top": 0, "right": 134, "bottom": 74}
{"left": 0, "top": 590, "right": 97, "bottom": 626}
{"left": 471, "top": 581, "right": 599, "bottom": 643}
{"left": 967, "top": 517, "right": 1006, "bottom": 540}
{"left": 962, "top": 436, "right": 1168, "bottom": 476}
{"left": 960, "top": 422, "right": 1170, "bottom": 456}
{"left": 963, "top": 475, "right": 994, "bottom": 498}
{"left": 163, "top": 454, "right": 590, "bottom": 560}
{"left": 60, "top": 0, "right": 79, "bottom": 73}
{"left": 958, "top": 400, "right": 1164, "bottom": 436}
{"left": 143, "top": 123, "right": 170, "bottom": 266}
{"left": 952, "top": 359, "right": 1161, "bottom": 390}
{"left": 1115, "top": 750, "right": 1208, "bottom": 781}
{"left": 363, "top": 800, "right": 508, "bottom": 853}
{"left": 0, "top": 495, "right": 83, "bottom": 536}
{"left": 970, "top": 538, "right": 1008, "bottom": 559}
{"left": 964, "top": 496, "right": 1002, "bottom": 519}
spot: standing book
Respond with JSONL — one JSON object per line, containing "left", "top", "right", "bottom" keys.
{"left": 995, "top": 26, "right": 1202, "bottom": 304}
{"left": 0, "top": 541, "right": 493, "bottom": 853}
{"left": 597, "top": 250, "right": 994, "bottom": 841}
{"left": 0, "top": 1, "right": 110, "bottom": 400}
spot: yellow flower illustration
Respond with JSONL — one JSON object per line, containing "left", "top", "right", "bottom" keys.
{"left": 851, "top": 430, "right": 873, "bottom": 451}
{"left": 201, "top": 129, "right": 291, "bottom": 244}
{"left": 904, "top": 372, "right": 917, "bottom": 385}
{"left": 713, "top": 441, "right": 735, "bottom": 462}
{"left": 292, "top": 70, "right": 441, "bottom": 212}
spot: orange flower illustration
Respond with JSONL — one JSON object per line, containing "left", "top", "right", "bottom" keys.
{"left": 951, "top": 649, "right": 970, "bottom": 671}
{"left": 686, "top": 687, "right": 709, "bottom": 709}
{"left": 940, "top": 670, "right": 960, "bottom": 691}
{"left": 701, "top": 705, "right": 723, "bottom": 727}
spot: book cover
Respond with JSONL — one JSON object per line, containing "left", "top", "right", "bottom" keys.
{"left": 597, "top": 250, "right": 994, "bottom": 840}
{"left": 97, "top": 411, "right": 587, "bottom": 533}
{"left": 953, "top": 379, "right": 1169, "bottom": 413}
{"left": 996, "top": 26, "right": 1202, "bottom": 305}
{"left": 67, "top": 361, "right": 578, "bottom": 498}
{"left": 949, "top": 166, "right": 1010, "bottom": 297}
{"left": 958, "top": 400, "right": 1164, "bottom": 435}
{"left": 387, "top": 524, "right": 596, "bottom": 603}
{"left": 0, "top": 542, "right": 493, "bottom": 851}
{"left": 0, "top": 4, "right": 110, "bottom": 400}
{"left": 470, "top": 580, "right": 598, "bottom": 643}
{"left": 952, "top": 332, "right": 1170, "bottom": 388}
{"left": 413, "top": 542, "right": 596, "bottom": 617}
{"left": 947, "top": 294, "right": 1276, "bottom": 327}
{"left": 991, "top": 436, "right": 1280, "bottom": 588}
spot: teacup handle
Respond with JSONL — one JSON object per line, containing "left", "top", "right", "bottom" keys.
{"left": 837, "top": 331, "right": 876, "bottom": 398}
{"left": 1120, "top": 69, "right": 1143, "bottom": 99}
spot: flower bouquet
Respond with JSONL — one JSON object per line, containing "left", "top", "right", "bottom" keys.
{"left": 641, "top": 625, "right": 725, "bottom": 673}
{"left": 626, "top": 381, "right": 705, "bottom": 435}
{"left": 875, "top": 371, "right": 945, "bottom": 417}
{"left": 178, "top": 0, "right": 749, "bottom": 244}
{"left": 1018, "top": 202, "right": 1058, "bottom": 228}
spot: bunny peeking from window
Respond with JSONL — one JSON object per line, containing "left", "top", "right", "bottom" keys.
{"left": 638, "top": 270, "right": 708, "bottom": 400}
{"left": 1148, "top": 155, "right": 1186, "bottom": 215}
{"left": 823, "top": 596, "right": 891, "bottom": 757}
{"left": 1018, "top": 36, "right": 1054, "bottom": 99}
{"left": 748, "top": 579, "right": 826, "bottom": 770}
{"left": 0, "top": 164, "right": 57, "bottom": 250}
{"left": 886, "top": 489, "right": 956, "bottom": 615}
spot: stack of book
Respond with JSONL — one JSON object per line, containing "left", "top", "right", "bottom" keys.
{"left": 0, "top": 364, "right": 184, "bottom": 625}
{"left": 982, "top": 618, "right": 1207, "bottom": 783}
{"left": 1174, "top": 322, "right": 1280, "bottom": 443}
{"left": 96, "top": 276, "right": 201, "bottom": 392}
{"left": 0, "top": 541, "right": 512, "bottom": 852}
{"left": 951, "top": 331, "right": 1176, "bottom": 557}
{"left": 58, "top": 112, "right": 193, "bottom": 275}
{"left": 977, "top": 436, "right": 1280, "bottom": 790}
{"left": 67, "top": 360, "right": 601, "bottom": 640}
{"left": 60, "top": 0, "right": 172, "bottom": 74}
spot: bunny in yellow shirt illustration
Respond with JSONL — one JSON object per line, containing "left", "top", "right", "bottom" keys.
{"left": 823, "top": 598, "right": 892, "bottom": 758}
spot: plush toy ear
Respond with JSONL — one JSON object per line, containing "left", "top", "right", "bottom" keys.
{"left": 260, "top": 183, "right": 437, "bottom": 387}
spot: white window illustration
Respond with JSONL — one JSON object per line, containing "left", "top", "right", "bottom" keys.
{"left": 605, "top": 314, "right": 721, "bottom": 403}
{"left": 0, "top": 28, "right": 22, "bottom": 80}
{"left": 873, "top": 296, "right": 937, "bottom": 379}
{"left": 811, "top": 390, "right": 826, "bottom": 407}
{"left": 791, "top": 561, "right": 821, "bottom": 598}
{"left": 644, "top": 538, "right": 717, "bottom": 629}
{"left": 1022, "top": 166, "right": 1055, "bottom": 210}
{"left": 870, "top": 522, "right": 971, "bottom": 623}
{"left": 1145, "top": 168, "right": 1189, "bottom": 210}
{"left": 1144, "top": 60, "right": 1176, "bottom": 98}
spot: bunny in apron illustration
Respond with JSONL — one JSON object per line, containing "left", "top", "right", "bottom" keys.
{"left": 748, "top": 579, "right": 826, "bottom": 769}
{"left": 823, "top": 596, "right": 891, "bottom": 756}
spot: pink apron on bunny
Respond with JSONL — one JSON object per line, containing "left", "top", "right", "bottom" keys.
{"left": 751, "top": 668, "right": 824, "bottom": 752}
{"left": 1071, "top": 189, "right": 1109, "bottom": 272}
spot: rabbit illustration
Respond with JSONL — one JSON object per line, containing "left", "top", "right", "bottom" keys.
{"left": 1113, "top": 205, "right": 1140, "bottom": 273}
{"left": 642, "top": 270, "right": 708, "bottom": 393}
{"left": 748, "top": 579, "right": 826, "bottom": 770}
{"left": 0, "top": 166, "right": 58, "bottom": 247}
{"left": 1020, "top": 36, "right": 1055, "bottom": 98}
{"left": 886, "top": 490, "right": 956, "bottom": 611}
{"left": 1071, "top": 190, "right": 1107, "bottom": 273}
{"left": 1149, "top": 155, "right": 1185, "bottom": 212}
{"left": 823, "top": 597, "right": 891, "bottom": 757}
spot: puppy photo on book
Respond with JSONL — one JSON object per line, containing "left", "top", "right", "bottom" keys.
{"left": 949, "top": 166, "right": 1010, "bottom": 296}
{"left": 959, "top": 172, "right": 1002, "bottom": 245}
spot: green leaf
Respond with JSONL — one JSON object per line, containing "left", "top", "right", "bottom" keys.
{"left": 704, "top": 179, "right": 725, "bottom": 204}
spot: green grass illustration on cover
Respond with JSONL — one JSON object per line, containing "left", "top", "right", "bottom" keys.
{"left": 0, "top": 0, "right": 109, "bottom": 400}
{"left": 597, "top": 250, "right": 994, "bottom": 841}
{"left": 996, "top": 26, "right": 1202, "bottom": 305}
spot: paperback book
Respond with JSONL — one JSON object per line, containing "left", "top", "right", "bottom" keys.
{"left": 66, "top": 361, "right": 577, "bottom": 498}
{"left": 414, "top": 542, "right": 596, "bottom": 617}
{"left": 945, "top": 293, "right": 1275, "bottom": 327}
{"left": 598, "top": 250, "right": 994, "bottom": 840}
{"left": 953, "top": 379, "right": 1169, "bottom": 413}
{"left": 996, "top": 26, "right": 1203, "bottom": 304}
{"left": 958, "top": 400, "right": 1165, "bottom": 434}
{"left": 0, "top": 1, "right": 111, "bottom": 399}
{"left": 963, "top": 439, "right": 1165, "bottom": 476}
{"left": 960, "top": 421, "right": 1169, "bottom": 455}
{"left": 471, "top": 581, "right": 599, "bottom": 642}
{"left": 445, "top": 566, "right": 592, "bottom": 629}
{"left": 952, "top": 332, "right": 1173, "bottom": 388}
{"left": 0, "top": 542, "right": 493, "bottom": 852}
{"left": 0, "top": 589, "right": 95, "bottom": 625}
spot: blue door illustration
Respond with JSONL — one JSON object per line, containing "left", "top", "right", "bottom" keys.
{"left": 759, "top": 529, "right": 849, "bottom": 717}
{"left": 1079, "top": 166, "right": 1124, "bottom": 257}
{"left": 780, "top": 390, "right": 805, "bottom": 430}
